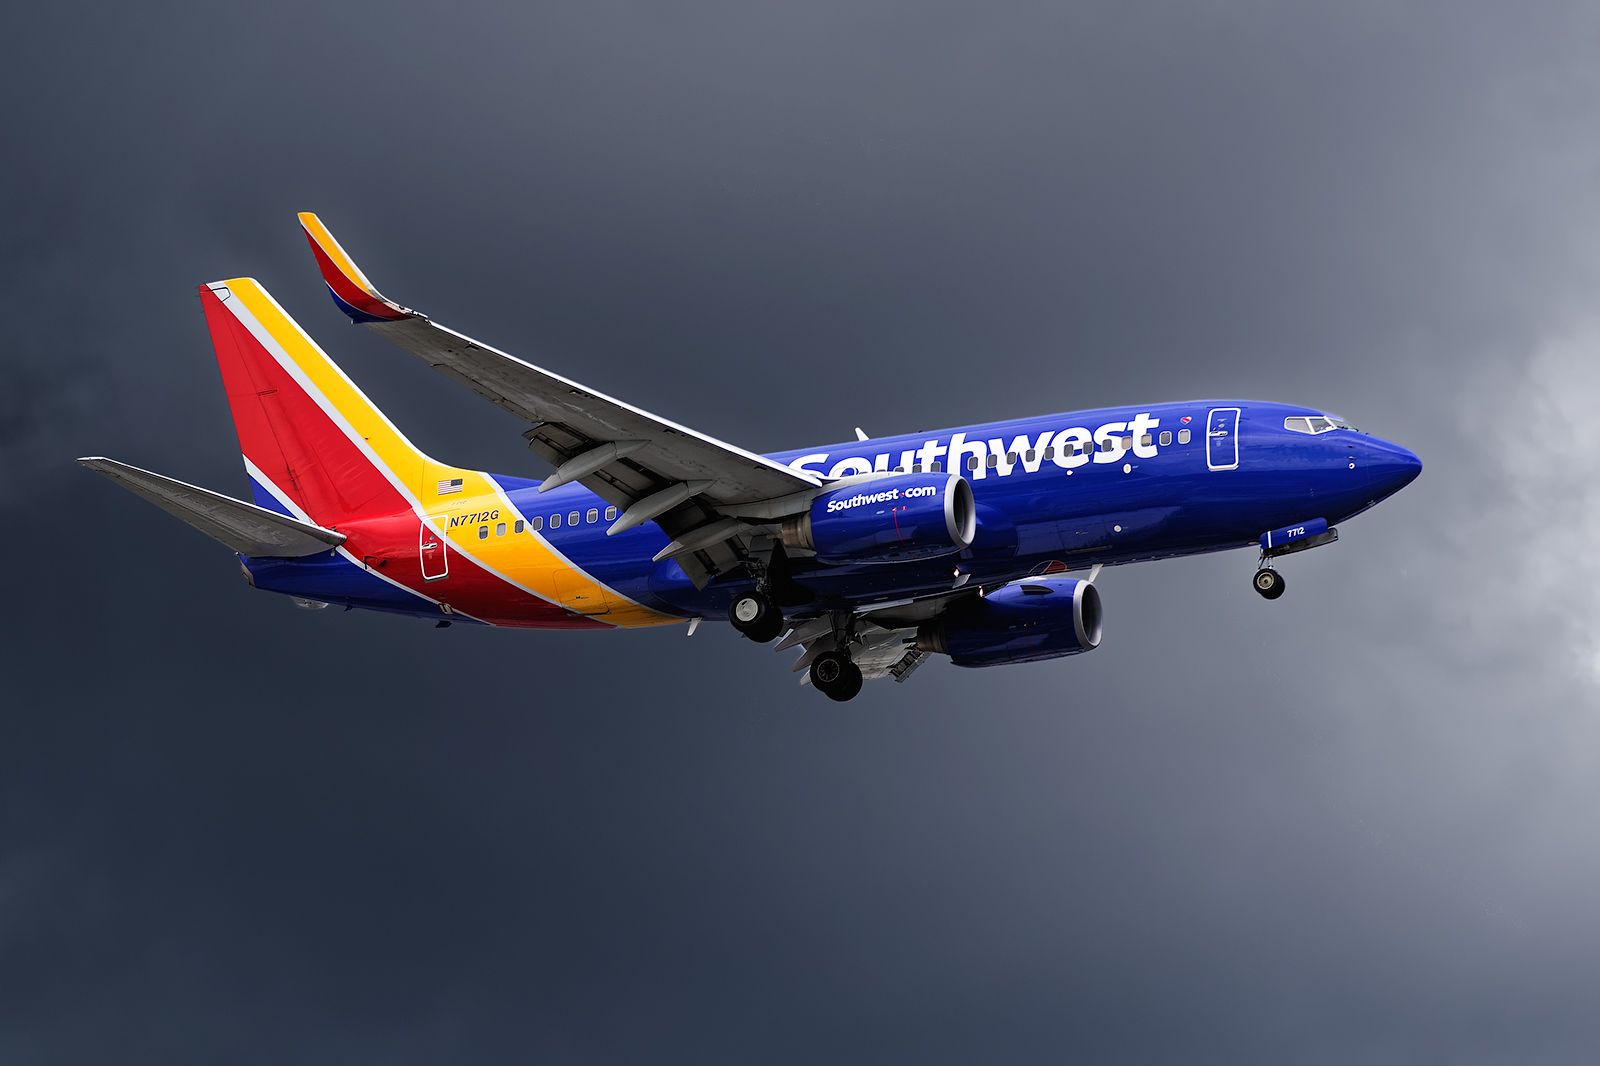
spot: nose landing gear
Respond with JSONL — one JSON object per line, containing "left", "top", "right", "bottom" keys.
{"left": 1250, "top": 520, "right": 1339, "bottom": 601}
{"left": 1252, "top": 565, "right": 1286, "bottom": 600}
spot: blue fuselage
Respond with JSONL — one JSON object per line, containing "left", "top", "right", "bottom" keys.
{"left": 477, "top": 399, "right": 1420, "bottom": 622}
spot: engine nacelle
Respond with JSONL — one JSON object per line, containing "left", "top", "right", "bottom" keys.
{"left": 781, "top": 472, "right": 976, "bottom": 565}
{"left": 917, "top": 576, "right": 1102, "bottom": 667}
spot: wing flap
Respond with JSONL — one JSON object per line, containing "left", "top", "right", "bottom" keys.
{"left": 79, "top": 458, "right": 345, "bottom": 558}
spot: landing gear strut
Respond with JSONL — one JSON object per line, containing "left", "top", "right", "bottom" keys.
{"left": 1252, "top": 565, "right": 1286, "bottom": 600}
{"left": 809, "top": 648, "right": 863, "bottom": 702}
{"left": 729, "top": 590, "right": 784, "bottom": 643}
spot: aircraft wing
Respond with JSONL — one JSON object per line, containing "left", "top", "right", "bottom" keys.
{"left": 298, "top": 213, "right": 822, "bottom": 583}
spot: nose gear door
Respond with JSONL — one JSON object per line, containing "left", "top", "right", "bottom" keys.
{"left": 1206, "top": 407, "right": 1241, "bottom": 471}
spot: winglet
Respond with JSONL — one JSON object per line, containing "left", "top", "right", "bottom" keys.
{"left": 297, "top": 212, "right": 414, "bottom": 324}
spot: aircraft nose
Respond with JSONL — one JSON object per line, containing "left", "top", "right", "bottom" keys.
{"left": 1363, "top": 437, "right": 1422, "bottom": 498}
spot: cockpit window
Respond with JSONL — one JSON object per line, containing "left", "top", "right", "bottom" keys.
{"left": 1284, "top": 415, "right": 1345, "bottom": 435}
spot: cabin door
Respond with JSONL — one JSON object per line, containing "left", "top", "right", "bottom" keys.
{"left": 419, "top": 516, "right": 449, "bottom": 581}
{"left": 1206, "top": 407, "right": 1241, "bottom": 471}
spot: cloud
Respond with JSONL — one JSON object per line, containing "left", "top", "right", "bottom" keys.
{"left": 1452, "top": 326, "right": 1600, "bottom": 688}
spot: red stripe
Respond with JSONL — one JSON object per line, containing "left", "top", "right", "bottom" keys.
{"left": 201, "top": 286, "right": 605, "bottom": 629}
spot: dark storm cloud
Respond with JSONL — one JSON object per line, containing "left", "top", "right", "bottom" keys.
{"left": 5, "top": 2, "right": 1600, "bottom": 1062}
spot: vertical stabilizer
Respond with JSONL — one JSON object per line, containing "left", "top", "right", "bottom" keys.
{"left": 200, "top": 278, "right": 435, "bottom": 525}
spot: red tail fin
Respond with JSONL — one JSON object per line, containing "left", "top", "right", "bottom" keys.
{"left": 200, "top": 278, "right": 434, "bottom": 524}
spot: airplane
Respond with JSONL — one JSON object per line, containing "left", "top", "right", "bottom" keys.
{"left": 81, "top": 213, "right": 1422, "bottom": 702}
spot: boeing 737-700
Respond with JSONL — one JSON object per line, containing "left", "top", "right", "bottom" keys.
{"left": 82, "top": 214, "right": 1422, "bottom": 701}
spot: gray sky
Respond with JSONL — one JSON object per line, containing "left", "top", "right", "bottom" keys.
{"left": 5, "top": 2, "right": 1600, "bottom": 1062}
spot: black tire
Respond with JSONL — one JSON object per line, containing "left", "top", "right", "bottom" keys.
{"left": 810, "top": 651, "right": 863, "bottom": 702}
{"left": 1253, "top": 568, "right": 1286, "bottom": 600}
{"left": 729, "top": 592, "right": 783, "bottom": 642}
{"left": 746, "top": 610, "right": 785, "bottom": 643}
{"left": 828, "top": 661, "right": 864, "bottom": 702}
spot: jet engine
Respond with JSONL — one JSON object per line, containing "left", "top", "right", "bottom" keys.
{"left": 781, "top": 472, "right": 976, "bottom": 565}
{"left": 917, "top": 575, "right": 1102, "bottom": 667}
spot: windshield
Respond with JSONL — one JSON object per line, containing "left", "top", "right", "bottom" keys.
{"left": 1284, "top": 414, "right": 1359, "bottom": 435}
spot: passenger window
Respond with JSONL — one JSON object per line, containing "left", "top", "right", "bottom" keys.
{"left": 604, "top": 507, "right": 617, "bottom": 521}
{"left": 967, "top": 456, "right": 980, "bottom": 471}
{"left": 930, "top": 461, "right": 942, "bottom": 473}
{"left": 495, "top": 522, "right": 506, "bottom": 536}
{"left": 1122, "top": 437, "right": 1133, "bottom": 450}
{"left": 1159, "top": 431, "right": 1171, "bottom": 446}
{"left": 531, "top": 516, "right": 542, "bottom": 531}
{"left": 514, "top": 520, "right": 525, "bottom": 533}
{"left": 1178, "top": 429, "right": 1191, "bottom": 444}
{"left": 1006, "top": 451, "right": 1018, "bottom": 464}
{"left": 986, "top": 454, "right": 998, "bottom": 468}
{"left": 586, "top": 508, "right": 598, "bottom": 524}
{"left": 550, "top": 513, "right": 561, "bottom": 529}
{"left": 1139, "top": 434, "right": 1152, "bottom": 448}
{"left": 478, "top": 525, "right": 489, "bottom": 539}
{"left": 568, "top": 511, "right": 580, "bottom": 526}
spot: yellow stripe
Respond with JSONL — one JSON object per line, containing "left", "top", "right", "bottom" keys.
{"left": 225, "top": 278, "right": 677, "bottom": 628}
{"left": 427, "top": 474, "right": 680, "bottom": 628}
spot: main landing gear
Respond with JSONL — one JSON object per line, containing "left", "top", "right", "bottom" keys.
{"left": 1252, "top": 564, "right": 1286, "bottom": 600}
{"left": 729, "top": 590, "right": 784, "bottom": 643}
{"left": 730, "top": 544, "right": 813, "bottom": 643}
{"left": 809, "top": 648, "right": 864, "bottom": 702}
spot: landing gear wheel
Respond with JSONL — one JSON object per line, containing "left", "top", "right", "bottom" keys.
{"left": 729, "top": 592, "right": 784, "bottom": 643}
{"left": 1253, "top": 568, "right": 1286, "bottom": 600}
{"left": 809, "top": 650, "right": 864, "bottom": 702}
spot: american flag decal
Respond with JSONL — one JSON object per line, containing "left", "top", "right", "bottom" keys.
{"left": 437, "top": 477, "right": 464, "bottom": 495}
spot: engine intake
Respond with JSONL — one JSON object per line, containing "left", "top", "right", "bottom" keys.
{"left": 781, "top": 472, "right": 976, "bottom": 565}
{"left": 918, "top": 576, "right": 1102, "bottom": 667}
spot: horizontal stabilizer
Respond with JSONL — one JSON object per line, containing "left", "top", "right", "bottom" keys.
{"left": 78, "top": 458, "right": 346, "bottom": 558}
